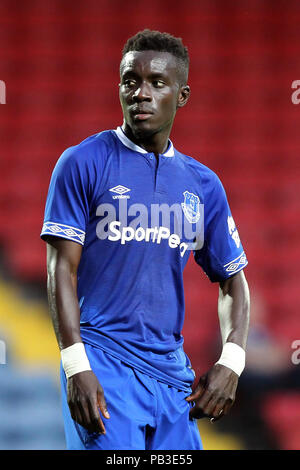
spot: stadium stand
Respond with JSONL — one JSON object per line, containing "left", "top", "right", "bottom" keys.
{"left": 0, "top": 0, "right": 299, "bottom": 449}
{"left": 0, "top": 278, "right": 64, "bottom": 449}
{"left": 0, "top": 364, "right": 65, "bottom": 450}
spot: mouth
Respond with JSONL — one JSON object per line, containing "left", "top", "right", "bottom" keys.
{"left": 131, "top": 109, "right": 154, "bottom": 121}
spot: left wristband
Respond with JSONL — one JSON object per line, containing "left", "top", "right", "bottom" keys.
{"left": 61, "top": 342, "right": 91, "bottom": 379}
{"left": 215, "top": 342, "right": 246, "bottom": 376}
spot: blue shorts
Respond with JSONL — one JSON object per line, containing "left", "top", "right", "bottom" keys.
{"left": 60, "top": 343, "right": 202, "bottom": 450}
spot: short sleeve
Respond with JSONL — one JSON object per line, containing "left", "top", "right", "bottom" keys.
{"left": 40, "top": 147, "right": 91, "bottom": 246}
{"left": 194, "top": 173, "right": 248, "bottom": 282}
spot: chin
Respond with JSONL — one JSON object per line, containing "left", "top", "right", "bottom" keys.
{"left": 130, "top": 121, "right": 158, "bottom": 139}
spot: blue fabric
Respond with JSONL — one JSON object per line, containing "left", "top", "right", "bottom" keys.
{"left": 61, "top": 344, "right": 202, "bottom": 450}
{"left": 42, "top": 127, "right": 248, "bottom": 391}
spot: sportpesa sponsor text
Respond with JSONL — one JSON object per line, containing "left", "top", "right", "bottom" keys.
{"left": 108, "top": 221, "right": 189, "bottom": 256}
{"left": 95, "top": 200, "right": 205, "bottom": 254}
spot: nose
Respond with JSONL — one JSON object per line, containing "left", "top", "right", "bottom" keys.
{"left": 132, "top": 81, "right": 152, "bottom": 102}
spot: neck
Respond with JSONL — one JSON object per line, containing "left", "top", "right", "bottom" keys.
{"left": 122, "top": 122, "right": 171, "bottom": 156}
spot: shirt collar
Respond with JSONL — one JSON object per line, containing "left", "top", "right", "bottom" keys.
{"left": 114, "top": 126, "right": 175, "bottom": 157}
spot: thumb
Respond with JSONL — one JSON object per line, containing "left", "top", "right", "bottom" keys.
{"left": 185, "top": 375, "right": 206, "bottom": 402}
{"left": 185, "top": 391, "right": 198, "bottom": 402}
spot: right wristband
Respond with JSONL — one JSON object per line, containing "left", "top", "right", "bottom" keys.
{"left": 215, "top": 342, "right": 246, "bottom": 376}
{"left": 61, "top": 342, "right": 91, "bottom": 379}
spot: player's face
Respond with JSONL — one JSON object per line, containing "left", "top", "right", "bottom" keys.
{"left": 119, "top": 50, "right": 189, "bottom": 139}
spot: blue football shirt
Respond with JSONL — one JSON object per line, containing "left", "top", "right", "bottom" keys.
{"left": 41, "top": 127, "right": 248, "bottom": 391}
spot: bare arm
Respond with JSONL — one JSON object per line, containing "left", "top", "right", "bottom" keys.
{"left": 218, "top": 269, "right": 250, "bottom": 349}
{"left": 47, "top": 237, "right": 83, "bottom": 348}
{"left": 46, "top": 236, "right": 110, "bottom": 434}
{"left": 186, "top": 270, "right": 250, "bottom": 420}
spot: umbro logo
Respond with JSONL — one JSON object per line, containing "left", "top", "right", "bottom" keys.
{"left": 109, "top": 185, "right": 131, "bottom": 195}
{"left": 109, "top": 185, "right": 131, "bottom": 199}
{"left": 224, "top": 252, "right": 247, "bottom": 274}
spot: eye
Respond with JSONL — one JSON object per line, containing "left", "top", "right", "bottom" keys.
{"left": 123, "top": 79, "right": 136, "bottom": 88}
{"left": 153, "top": 80, "right": 165, "bottom": 88}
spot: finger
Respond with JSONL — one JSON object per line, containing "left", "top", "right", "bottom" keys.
{"left": 88, "top": 399, "right": 106, "bottom": 434}
{"left": 72, "top": 401, "right": 85, "bottom": 427}
{"left": 97, "top": 390, "right": 110, "bottom": 420}
{"left": 210, "top": 399, "right": 233, "bottom": 423}
{"left": 193, "top": 387, "right": 213, "bottom": 412}
{"left": 77, "top": 399, "right": 92, "bottom": 430}
{"left": 67, "top": 387, "right": 83, "bottom": 425}
{"left": 68, "top": 400, "right": 76, "bottom": 421}
{"left": 210, "top": 400, "right": 225, "bottom": 421}
{"left": 210, "top": 410, "right": 224, "bottom": 423}
{"left": 202, "top": 395, "right": 221, "bottom": 417}
{"left": 222, "top": 399, "right": 234, "bottom": 416}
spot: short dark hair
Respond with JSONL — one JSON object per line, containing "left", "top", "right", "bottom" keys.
{"left": 121, "top": 29, "right": 189, "bottom": 85}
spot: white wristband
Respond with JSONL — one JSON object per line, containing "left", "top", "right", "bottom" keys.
{"left": 215, "top": 342, "right": 245, "bottom": 376}
{"left": 61, "top": 342, "right": 91, "bottom": 379}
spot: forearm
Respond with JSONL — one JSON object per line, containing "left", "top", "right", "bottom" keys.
{"left": 218, "top": 270, "right": 250, "bottom": 349}
{"left": 47, "top": 244, "right": 82, "bottom": 350}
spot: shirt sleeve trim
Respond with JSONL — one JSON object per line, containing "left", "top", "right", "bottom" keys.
{"left": 40, "top": 221, "right": 85, "bottom": 245}
{"left": 223, "top": 252, "right": 248, "bottom": 275}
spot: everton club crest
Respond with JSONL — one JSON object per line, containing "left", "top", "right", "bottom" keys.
{"left": 181, "top": 191, "right": 201, "bottom": 224}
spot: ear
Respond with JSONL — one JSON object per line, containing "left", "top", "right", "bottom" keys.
{"left": 177, "top": 85, "right": 190, "bottom": 108}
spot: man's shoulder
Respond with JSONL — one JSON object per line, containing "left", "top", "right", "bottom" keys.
{"left": 59, "top": 129, "right": 115, "bottom": 163}
{"left": 174, "top": 148, "right": 220, "bottom": 184}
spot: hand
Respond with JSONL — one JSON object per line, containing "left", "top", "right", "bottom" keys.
{"left": 185, "top": 363, "right": 239, "bottom": 421}
{"left": 67, "top": 370, "right": 110, "bottom": 434}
